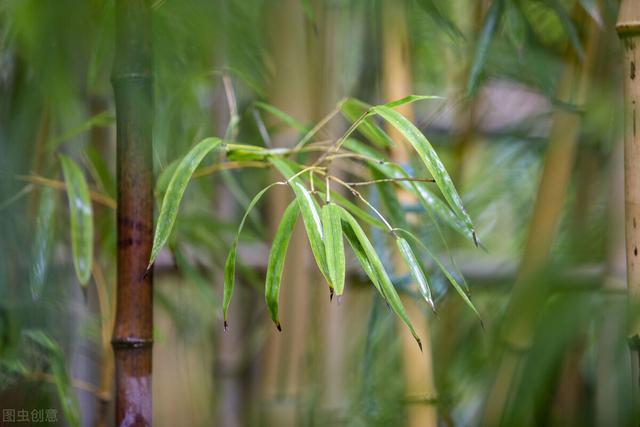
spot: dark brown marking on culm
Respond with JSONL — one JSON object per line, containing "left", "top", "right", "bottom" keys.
{"left": 634, "top": 246, "right": 637, "bottom": 257}
{"left": 632, "top": 61, "right": 636, "bottom": 79}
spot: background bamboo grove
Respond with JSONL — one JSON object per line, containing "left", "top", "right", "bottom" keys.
{"left": 0, "top": 0, "right": 638, "bottom": 426}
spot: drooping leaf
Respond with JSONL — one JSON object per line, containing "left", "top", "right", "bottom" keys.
{"left": 265, "top": 200, "right": 299, "bottom": 330}
{"left": 269, "top": 156, "right": 332, "bottom": 288}
{"left": 322, "top": 203, "right": 345, "bottom": 296}
{"left": 149, "top": 137, "right": 222, "bottom": 267}
{"left": 60, "top": 155, "right": 93, "bottom": 286}
{"left": 224, "top": 182, "right": 282, "bottom": 327}
{"left": 396, "top": 237, "right": 435, "bottom": 311}
{"left": 467, "top": 0, "right": 503, "bottom": 94}
{"left": 371, "top": 106, "right": 476, "bottom": 244}
{"left": 396, "top": 228, "right": 481, "bottom": 320}
{"left": 336, "top": 205, "right": 422, "bottom": 349}
{"left": 30, "top": 187, "right": 56, "bottom": 299}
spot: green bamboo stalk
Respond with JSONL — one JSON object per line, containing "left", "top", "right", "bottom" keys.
{"left": 110, "top": 0, "right": 154, "bottom": 425}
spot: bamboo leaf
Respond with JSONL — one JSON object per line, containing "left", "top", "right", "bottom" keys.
{"left": 30, "top": 187, "right": 56, "bottom": 299}
{"left": 265, "top": 200, "right": 299, "bottom": 330}
{"left": 384, "top": 95, "right": 443, "bottom": 109}
{"left": 60, "top": 155, "right": 93, "bottom": 286}
{"left": 224, "top": 182, "right": 281, "bottom": 327}
{"left": 396, "top": 228, "right": 481, "bottom": 321}
{"left": 322, "top": 203, "right": 345, "bottom": 296}
{"left": 396, "top": 237, "right": 435, "bottom": 311}
{"left": 341, "top": 98, "right": 393, "bottom": 148}
{"left": 370, "top": 106, "right": 476, "bottom": 244}
{"left": 336, "top": 205, "right": 422, "bottom": 349}
{"left": 546, "top": 0, "right": 584, "bottom": 60}
{"left": 467, "top": 0, "right": 503, "bottom": 94}
{"left": 150, "top": 137, "right": 222, "bottom": 267}
{"left": 255, "top": 101, "right": 308, "bottom": 133}
{"left": 414, "top": 0, "right": 464, "bottom": 40}
{"left": 269, "top": 156, "right": 332, "bottom": 288}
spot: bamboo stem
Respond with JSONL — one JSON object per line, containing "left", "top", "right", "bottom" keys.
{"left": 111, "top": 0, "right": 154, "bottom": 425}
{"left": 616, "top": 0, "right": 640, "bottom": 402}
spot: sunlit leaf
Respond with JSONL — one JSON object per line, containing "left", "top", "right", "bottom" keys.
{"left": 224, "top": 182, "right": 282, "bottom": 327}
{"left": 370, "top": 106, "right": 476, "bottom": 244}
{"left": 60, "top": 155, "right": 93, "bottom": 286}
{"left": 265, "top": 200, "right": 299, "bottom": 330}
{"left": 336, "top": 205, "right": 422, "bottom": 349}
{"left": 255, "top": 101, "right": 308, "bottom": 133}
{"left": 322, "top": 203, "right": 345, "bottom": 296}
{"left": 30, "top": 187, "right": 56, "bottom": 299}
{"left": 396, "top": 237, "right": 435, "bottom": 311}
{"left": 384, "top": 95, "right": 442, "bottom": 109}
{"left": 149, "top": 137, "right": 222, "bottom": 267}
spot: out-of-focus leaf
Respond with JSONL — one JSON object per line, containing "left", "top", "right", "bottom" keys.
{"left": 579, "top": 0, "right": 603, "bottom": 26}
{"left": 322, "top": 203, "right": 345, "bottom": 296}
{"left": 341, "top": 98, "right": 392, "bottom": 148}
{"left": 60, "top": 155, "right": 93, "bottom": 286}
{"left": 155, "top": 159, "right": 180, "bottom": 196}
{"left": 85, "top": 145, "right": 116, "bottom": 197}
{"left": 50, "top": 111, "right": 114, "bottom": 150}
{"left": 30, "top": 187, "right": 56, "bottom": 299}
{"left": 337, "top": 205, "right": 422, "bottom": 349}
{"left": 255, "top": 101, "right": 308, "bottom": 133}
{"left": 224, "top": 182, "right": 281, "bottom": 327}
{"left": 370, "top": 106, "right": 476, "bottom": 244}
{"left": 396, "top": 228, "right": 481, "bottom": 320}
{"left": 24, "top": 330, "right": 80, "bottom": 427}
{"left": 504, "top": 1, "right": 526, "bottom": 52}
{"left": 546, "top": 0, "right": 584, "bottom": 60}
{"left": 172, "top": 245, "right": 216, "bottom": 304}
{"left": 265, "top": 200, "right": 299, "bottom": 330}
{"left": 269, "top": 156, "right": 332, "bottom": 288}
{"left": 149, "top": 137, "right": 222, "bottom": 267}
{"left": 414, "top": 0, "right": 464, "bottom": 40}
{"left": 396, "top": 237, "right": 435, "bottom": 311}
{"left": 467, "top": 0, "right": 503, "bottom": 94}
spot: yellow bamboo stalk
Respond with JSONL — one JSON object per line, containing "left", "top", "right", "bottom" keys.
{"left": 482, "top": 10, "right": 600, "bottom": 426}
{"left": 616, "top": 0, "right": 640, "bottom": 402}
{"left": 382, "top": 1, "right": 438, "bottom": 426}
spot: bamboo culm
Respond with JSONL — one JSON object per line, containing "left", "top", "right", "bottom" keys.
{"left": 111, "top": 0, "right": 154, "bottom": 425}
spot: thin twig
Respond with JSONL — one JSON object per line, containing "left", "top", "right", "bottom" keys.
{"left": 294, "top": 98, "right": 346, "bottom": 150}
{"left": 17, "top": 175, "right": 116, "bottom": 209}
{"left": 346, "top": 177, "right": 435, "bottom": 187}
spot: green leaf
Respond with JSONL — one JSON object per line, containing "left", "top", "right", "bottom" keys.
{"left": 322, "top": 203, "right": 345, "bottom": 296}
{"left": 371, "top": 106, "right": 476, "bottom": 245}
{"left": 150, "top": 137, "right": 222, "bottom": 267}
{"left": 269, "top": 156, "right": 332, "bottom": 288}
{"left": 467, "top": 0, "right": 503, "bottom": 94}
{"left": 30, "top": 187, "right": 56, "bottom": 299}
{"left": 60, "top": 155, "right": 93, "bottom": 286}
{"left": 336, "top": 205, "right": 422, "bottom": 349}
{"left": 224, "top": 182, "right": 281, "bottom": 327}
{"left": 384, "top": 95, "right": 443, "bottom": 109}
{"left": 414, "top": 0, "right": 464, "bottom": 40}
{"left": 255, "top": 101, "right": 308, "bottom": 133}
{"left": 396, "top": 237, "right": 435, "bottom": 311}
{"left": 546, "top": 0, "right": 584, "bottom": 60}
{"left": 265, "top": 200, "right": 299, "bottom": 330}
{"left": 396, "top": 228, "right": 481, "bottom": 321}
{"left": 341, "top": 98, "right": 393, "bottom": 148}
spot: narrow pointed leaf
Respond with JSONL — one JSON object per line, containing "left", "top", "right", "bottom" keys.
{"left": 396, "top": 228, "right": 481, "bottom": 320}
{"left": 371, "top": 106, "right": 476, "bottom": 244}
{"left": 396, "top": 237, "right": 435, "bottom": 311}
{"left": 341, "top": 98, "right": 392, "bottom": 148}
{"left": 269, "top": 156, "right": 332, "bottom": 287}
{"left": 255, "top": 101, "right": 308, "bottom": 133}
{"left": 224, "top": 182, "right": 281, "bottom": 325}
{"left": 30, "top": 187, "right": 56, "bottom": 299}
{"left": 60, "top": 155, "right": 93, "bottom": 286}
{"left": 265, "top": 200, "right": 299, "bottom": 329}
{"left": 546, "top": 0, "right": 584, "bottom": 60}
{"left": 150, "top": 137, "right": 222, "bottom": 267}
{"left": 336, "top": 205, "right": 421, "bottom": 348}
{"left": 322, "top": 203, "right": 345, "bottom": 295}
{"left": 384, "top": 95, "right": 443, "bottom": 109}
{"left": 414, "top": 0, "right": 464, "bottom": 40}
{"left": 467, "top": 0, "right": 503, "bottom": 94}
